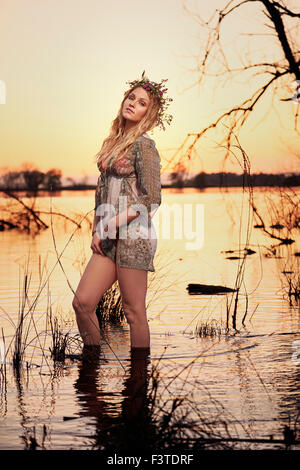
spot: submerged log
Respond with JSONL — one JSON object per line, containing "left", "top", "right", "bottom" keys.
{"left": 186, "top": 283, "right": 237, "bottom": 295}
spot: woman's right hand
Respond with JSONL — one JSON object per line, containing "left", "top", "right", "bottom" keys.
{"left": 91, "top": 232, "right": 105, "bottom": 256}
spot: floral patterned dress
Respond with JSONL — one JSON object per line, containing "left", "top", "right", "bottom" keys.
{"left": 94, "top": 133, "right": 162, "bottom": 272}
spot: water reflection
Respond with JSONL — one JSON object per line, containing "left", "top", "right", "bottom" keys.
{"left": 273, "top": 336, "right": 300, "bottom": 424}
{"left": 74, "top": 346, "right": 151, "bottom": 451}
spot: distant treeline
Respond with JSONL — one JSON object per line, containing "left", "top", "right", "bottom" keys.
{"left": 0, "top": 169, "right": 300, "bottom": 192}
{"left": 0, "top": 168, "right": 62, "bottom": 192}
{"left": 169, "top": 171, "right": 300, "bottom": 188}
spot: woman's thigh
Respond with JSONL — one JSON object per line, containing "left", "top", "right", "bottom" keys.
{"left": 73, "top": 253, "right": 117, "bottom": 311}
{"left": 116, "top": 241, "right": 148, "bottom": 312}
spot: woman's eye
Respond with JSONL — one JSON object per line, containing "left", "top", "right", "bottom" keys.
{"left": 127, "top": 96, "right": 146, "bottom": 106}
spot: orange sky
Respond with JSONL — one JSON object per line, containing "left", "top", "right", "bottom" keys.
{"left": 0, "top": 0, "right": 299, "bottom": 180}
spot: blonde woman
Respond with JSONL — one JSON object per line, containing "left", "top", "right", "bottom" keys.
{"left": 72, "top": 72, "right": 172, "bottom": 358}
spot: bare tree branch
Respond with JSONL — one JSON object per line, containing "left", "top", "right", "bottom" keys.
{"left": 271, "top": 1, "right": 300, "bottom": 18}
{"left": 174, "top": 0, "right": 300, "bottom": 171}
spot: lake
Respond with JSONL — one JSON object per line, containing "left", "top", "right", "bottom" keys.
{"left": 0, "top": 186, "right": 299, "bottom": 450}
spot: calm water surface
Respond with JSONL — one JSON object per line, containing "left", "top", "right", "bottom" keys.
{"left": 0, "top": 187, "right": 299, "bottom": 450}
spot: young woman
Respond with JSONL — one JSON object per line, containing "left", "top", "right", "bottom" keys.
{"left": 72, "top": 72, "right": 172, "bottom": 357}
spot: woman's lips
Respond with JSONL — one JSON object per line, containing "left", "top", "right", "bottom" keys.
{"left": 126, "top": 108, "right": 134, "bottom": 114}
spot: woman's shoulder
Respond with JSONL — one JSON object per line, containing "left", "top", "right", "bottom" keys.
{"left": 135, "top": 133, "right": 156, "bottom": 146}
{"left": 141, "top": 132, "right": 152, "bottom": 140}
{"left": 134, "top": 133, "right": 161, "bottom": 167}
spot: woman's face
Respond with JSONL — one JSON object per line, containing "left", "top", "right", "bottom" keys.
{"left": 122, "top": 86, "right": 150, "bottom": 124}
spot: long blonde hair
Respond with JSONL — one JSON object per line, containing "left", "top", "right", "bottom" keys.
{"left": 94, "top": 86, "right": 160, "bottom": 169}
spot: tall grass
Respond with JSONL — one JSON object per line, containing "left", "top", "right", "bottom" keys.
{"left": 48, "top": 307, "right": 71, "bottom": 362}
{"left": 195, "top": 319, "right": 222, "bottom": 338}
{"left": 250, "top": 185, "right": 300, "bottom": 305}
{"left": 95, "top": 282, "right": 124, "bottom": 327}
{"left": 279, "top": 250, "right": 300, "bottom": 306}
{"left": 12, "top": 271, "right": 34, "bottom": 376}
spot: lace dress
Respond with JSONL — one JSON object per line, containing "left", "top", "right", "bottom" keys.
{"left": 94, "top": 133, "right": 162, "bottom": 272}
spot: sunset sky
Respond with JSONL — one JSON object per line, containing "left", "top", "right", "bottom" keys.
{"left": 0, "top": 0, "right": 299, "bottom": 181}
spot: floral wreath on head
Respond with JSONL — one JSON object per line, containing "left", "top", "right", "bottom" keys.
{"left": 125, "top": 70, "right": 173, "bottom": 131}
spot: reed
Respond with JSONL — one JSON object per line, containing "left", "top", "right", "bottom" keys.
{"left": 48, "top": 308, "right": 71, "bottom": 362}
{"left": 252, "top": 185, "right": 300, "bottom": 245}
{"left": 3, "top": 250, "right": 73, "bottom": 375}
{"left": 9, "top": 256, "right": 60, "bottom": 375}
{"left": 257, "top": 186, "right": 300, "bottom": 305}
{"left": 195, "top": 320, "right": 222, "bottom": 338}
{"left": 20, "top": 424, "right": 48, "bottom": 450}
{"left": 12, "top": 273, "right": 30, "bottom": 375}
{"left": 279, "top": 252, "right": 300, "bottom": 306}
{"left": 95, "top": 282, "right": 125, "bottom": 328}
{"left": 199, "top": 132, "right": 254, "bottom": 332}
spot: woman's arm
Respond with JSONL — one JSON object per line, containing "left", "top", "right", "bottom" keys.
{"left": 133, "top": 136, "right": 162, "bottom": 214}
{"left": 94, "top": 174, "right": 138, "bottom": 237}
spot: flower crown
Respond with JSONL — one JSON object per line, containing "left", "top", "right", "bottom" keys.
{"left": 125, "top": 70, "right": 173, "bottom": 131}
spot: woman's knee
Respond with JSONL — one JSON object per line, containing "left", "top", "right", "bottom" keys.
{"left": 72, "top": 294, "right": 95, "bottom": 316}
{"left": 122, "top": 303, "right": 146, "bottom": 325}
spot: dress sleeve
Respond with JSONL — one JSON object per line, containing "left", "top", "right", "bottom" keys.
{"left": 133, "top": 136, "right": 162, "bottom": 215}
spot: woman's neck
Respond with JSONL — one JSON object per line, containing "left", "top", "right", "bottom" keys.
{"left": 123, "top": 120, "right": 137, "bottom": 135}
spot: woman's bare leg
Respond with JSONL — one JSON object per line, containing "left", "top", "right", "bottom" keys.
{"left": 116, "top": 241, "right": 149, "bottom": 349}
{"left": 72, "top": 253, "right": 117, "bottom": 345}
